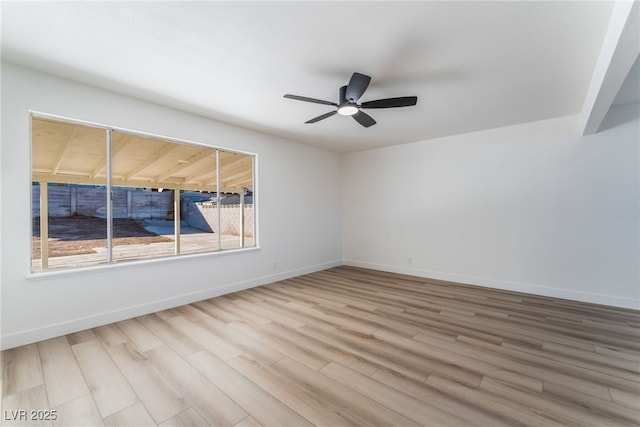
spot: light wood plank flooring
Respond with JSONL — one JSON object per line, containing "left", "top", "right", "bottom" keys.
{"left": 2, "top": 266, "right": 639, "bottom": 426}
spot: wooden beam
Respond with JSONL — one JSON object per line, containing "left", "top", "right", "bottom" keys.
{"left": 51, "top": 126, "right": 79, "bottom": 174}
{"left": 202, "top": 181, "right": 244, "bottom": 194}
{"left": 31, "top": 172, "right": 220, "bottom": 193}
{"left": 91, "top": 134, "right": 131, "bottom": 178}
{"left": 183, "top": 162, "right": 217, "bottom": 184}
{"left": 155, "top": 149, "right": 213, "bottom": 182}
{"left": 220, "top": 169, "right": 253, "bottom": 189}
{"left": 124, "top": 143, "right": 177, "bottom": 180}
{"left": 218, "top": 153, "right": 247, "bottom": 169}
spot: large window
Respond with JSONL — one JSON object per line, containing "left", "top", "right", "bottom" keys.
{"left": 31, "top": 115, "right": 256, "bottom": 272}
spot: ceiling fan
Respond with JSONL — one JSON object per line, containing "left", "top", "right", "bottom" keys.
{"left": 284, "top": 72, "right": 418, "bottom": 128}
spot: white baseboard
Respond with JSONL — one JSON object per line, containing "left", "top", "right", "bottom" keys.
{"left": 343, "top": 259, "right": 640, "bottom": 310}
{"left": 4, "top": 258, "right": 636, "bottom": 350}
{"left": 0, "top": 260, "right": 341, "bottom": 350}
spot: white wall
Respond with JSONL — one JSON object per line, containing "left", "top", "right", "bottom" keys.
{"left": 2, "top": 61, "right": 637, "bottom": 351}
{"left": 343, "top": 104, "right": 639, "bottom": 309}
{"left": 0, "top": 62, "right": 343, "bottom": 350}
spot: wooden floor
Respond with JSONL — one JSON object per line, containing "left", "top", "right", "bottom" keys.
{"left": 2, "top": 266, "right": 639, "bottom": 426}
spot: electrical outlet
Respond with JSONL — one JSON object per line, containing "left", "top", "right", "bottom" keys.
{"left": 408, "top": 256, "right": 413, "bottom": 265}
{"left": 272, "top": 261, "right": 278, "bottom": 271}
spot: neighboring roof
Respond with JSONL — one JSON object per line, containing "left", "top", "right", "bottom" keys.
{"left": 181, "top": 192, "right": 254, "bottom": 205}
{"left": 216, "top": 194, "right": 253, "bottom": 206}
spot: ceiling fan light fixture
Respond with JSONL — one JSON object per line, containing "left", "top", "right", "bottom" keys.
{"left": 337, "top": 105, "right": 359, "bottom": 116}
{"left": 284, "top": 72, "right": 417, "bottom": 127}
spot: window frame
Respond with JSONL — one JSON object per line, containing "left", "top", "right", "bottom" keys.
{"left": 29, "top": 111, "right": 258, "bottom": 274}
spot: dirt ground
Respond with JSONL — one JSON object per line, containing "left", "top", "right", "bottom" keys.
{"left": 32, "top": 215, "right": 173, "bottom": 259}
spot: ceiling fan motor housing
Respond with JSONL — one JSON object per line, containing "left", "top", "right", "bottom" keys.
{"left": 338, "top": 85, "right": 359, "bottom": 115}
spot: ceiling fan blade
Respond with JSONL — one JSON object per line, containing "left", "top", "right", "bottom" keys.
{"left": 345, "top": 72, "right": 371, "bottom": 102}
{"left": 352, "top": 111, "right": 376, "bottom": 128}
{"left": 305, "top": 110, "right": 338, "bottom": 124}
{"left": 361, "top": 96, "right": 418, "bottom": 109}
{"left": 284, "top": 94, "right": 337, "bottom": 106}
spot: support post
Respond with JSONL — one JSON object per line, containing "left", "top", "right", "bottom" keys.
{"left": 239, "top": 190, "right": 245, "bottom": 248}
{"left": 70, "top": 187, "right": 77, "bottom": 216}
{"left": 174, "top": 189, "right": 181, "bottom": 255}
{"left": 216, "top": 150, "right": 221, "bottom": 251}
{"left": 106, "top": 129, "right": 113, "bottom": 263}
{"left": 40, "top": 181, "right": 49, "bottom": 269}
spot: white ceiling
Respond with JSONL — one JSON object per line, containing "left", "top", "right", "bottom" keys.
{"left": 1, "top": 1, "right": 637, "bottom": 153}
